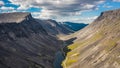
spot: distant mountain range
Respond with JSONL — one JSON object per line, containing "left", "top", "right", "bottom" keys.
{"left": 62, "top": 22, "right": 88, "bottom": 31}
{"left": 36, "top": 19, "right": 74, "bottom": 36}
{"left": 36, "top": 19, "right": 88, "bottom": 36}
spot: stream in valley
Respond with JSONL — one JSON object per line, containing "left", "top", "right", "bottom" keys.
{"left": 53, "top": 51, "right": 64, "bottom": 68}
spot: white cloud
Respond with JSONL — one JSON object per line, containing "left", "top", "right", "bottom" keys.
{"left": 9, "top": 0, "right": 35, "bottom": 10}
{"left": 0, "top": 6, "right": 15, "bottom": 10}
{"left": 31, "top": 12, "right": 41, "bottom": 18}
{"left": 0, "top": 1, "right": 4, "bottom": 6}
{"left": 103, "top": 5, "right": 113, "bottom": 8}
{"left": 113, "top": 0, "right": 120, "bottom": 2}
{"left": 55, "top": 16, "right": 98, "bottom": 24}
{"left": 9, "top": 0, "right": 105, "bottom": 15}
{"left": 74, "top": 16, "right": 98, "bottom": 23}
{"left": 9, "top": 0, "right": 105, "bottom": 23}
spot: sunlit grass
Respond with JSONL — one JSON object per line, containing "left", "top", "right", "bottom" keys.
{"left": 62, "top": 32, "right": 103, "bottom": 68}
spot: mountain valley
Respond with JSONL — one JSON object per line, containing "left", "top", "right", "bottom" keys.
{"left": 0, "top": 9, "right": 120, "bottom": 68}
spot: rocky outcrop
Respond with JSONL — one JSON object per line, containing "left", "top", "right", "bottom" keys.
{"left": 62, "top": 9, "right": 120, "bottom": 68}
{"left": 0, "top": 12, "right": 33, "bottom": 23}
{"left": 0, "top": 12, "right": 62, "bottom": 68}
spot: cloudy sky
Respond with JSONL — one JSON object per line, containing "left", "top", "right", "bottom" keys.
{"left": 0, "top": 0, "right": 120, "bottom": 23}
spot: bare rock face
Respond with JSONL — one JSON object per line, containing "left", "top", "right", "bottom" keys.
{"left": 0, "top": 12, "right": 62, "bottom": 68}
{"left": 62, "top": 9, "right": 120, "bottom": 68}
{"left": 0, "top": 12, "right": 33, "bottom": 23}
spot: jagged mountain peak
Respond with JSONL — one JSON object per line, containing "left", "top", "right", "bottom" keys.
{"left": 0, "top": 12, "right": 32, "bottom": 23}
{"left": 102, "top": 9, "right": 120, "bottom": 16}
{"left": 95, "top": 9, "right": 120, "bottom": 22}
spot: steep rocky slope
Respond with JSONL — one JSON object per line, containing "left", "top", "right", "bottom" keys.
{"left": 62, "top": 9, "right": 120, "bottom": 68}
{"left": 0, "top": 12, "right": 62, "bottom": 68}
{"left": 36, "top": 19, "right": 74, "bottom": 36}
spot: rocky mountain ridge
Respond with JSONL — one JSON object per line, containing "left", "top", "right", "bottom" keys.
{"left": 62, "top": 9, "right": 120, "bottom": 68}
{"left": 0, "top": 12, "right": 32, "bottom": 23}
{"left": 0, "top": 12, "right": 62, "bottom": 68}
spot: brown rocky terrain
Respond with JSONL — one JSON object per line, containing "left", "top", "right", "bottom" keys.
{"left": 62, "top": 9, "right": 120, "bottom": 68}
